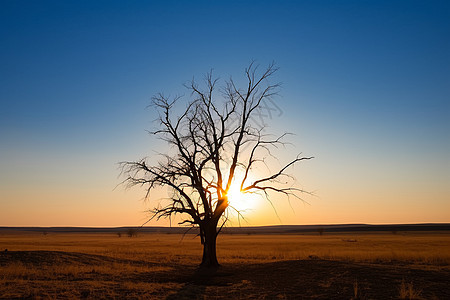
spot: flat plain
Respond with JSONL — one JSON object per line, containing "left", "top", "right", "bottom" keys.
{"left": 1, "top": 230, "right": 449, "bottom": 299}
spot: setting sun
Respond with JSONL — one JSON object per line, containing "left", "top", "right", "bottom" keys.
{"left": 226, "top": 181, "right": 260, "bottom": 213}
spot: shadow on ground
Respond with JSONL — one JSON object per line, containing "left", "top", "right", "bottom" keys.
{"left": 1, "top": 251, "right": 450, "bottom": 299}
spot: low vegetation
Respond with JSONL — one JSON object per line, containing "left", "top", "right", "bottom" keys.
{"left": 1, "top": 231, "right": 449, "bottom": 299}
{"left": 399, "top": 279, "right": 422, "bottom": 300}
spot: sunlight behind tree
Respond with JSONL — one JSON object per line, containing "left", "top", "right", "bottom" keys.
{"left": 120, "top": 62, "right": 313, "bottom": 267}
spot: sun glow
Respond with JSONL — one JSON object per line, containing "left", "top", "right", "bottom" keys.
{"left": 226, "top": 182, "right": 259, "bottom": 213}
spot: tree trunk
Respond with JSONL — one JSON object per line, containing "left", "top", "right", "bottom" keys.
{"left": 200, "top": 222, "right": 220, "bottom": 268}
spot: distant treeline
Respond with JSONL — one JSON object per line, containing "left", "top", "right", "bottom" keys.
{"left": 1, "top": 223, "right": 449, "bottom": 234}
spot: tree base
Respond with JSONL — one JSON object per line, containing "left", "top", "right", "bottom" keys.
{"left": 199, "top": 260, "right": 221, "bottom": 269}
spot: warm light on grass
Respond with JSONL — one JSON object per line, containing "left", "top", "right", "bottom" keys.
{"left": 2, "top": 232, "right": 449, "bottom": 265}
{"left": 1, "top": 232, "right": 449, "bottom": 298}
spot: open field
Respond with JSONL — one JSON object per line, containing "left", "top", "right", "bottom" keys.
{"left": 1, "top": 231, "right": 450, "bottom": 299}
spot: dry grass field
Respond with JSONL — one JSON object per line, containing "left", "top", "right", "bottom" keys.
{"left": 1, "top": 231, "right": 450, "bottom": 299}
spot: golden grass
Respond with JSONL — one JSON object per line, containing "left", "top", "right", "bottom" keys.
{"left": 1, "top": 231, "right": 449, "bottom": 298}
{"left": 219, "top": 232, "right": 450, "bottom": 267}
{"left": 1, "top": 231, "right": 449, "bottom": 266}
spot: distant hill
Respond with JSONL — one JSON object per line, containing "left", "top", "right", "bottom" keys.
{"left": 1, "top": 223, "right": 449, "bottom": 234}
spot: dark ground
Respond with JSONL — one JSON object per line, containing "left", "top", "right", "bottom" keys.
{"left": 1, "top": 251, "right": 449, "bottom": 299}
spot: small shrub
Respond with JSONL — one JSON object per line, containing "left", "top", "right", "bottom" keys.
{"left": 126, "top": 228, "right": 138, "bottom": 237}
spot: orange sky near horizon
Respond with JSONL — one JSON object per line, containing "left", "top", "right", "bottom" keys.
{"left": 1, "top": 139, "right": 449, "bottom": 227}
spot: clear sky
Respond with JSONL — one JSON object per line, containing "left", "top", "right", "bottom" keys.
{"left": 1, "top": 0, "right": 449, "bottom": 226}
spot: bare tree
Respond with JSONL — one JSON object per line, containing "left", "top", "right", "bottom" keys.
{"left": 120, "top": 62, "right": 313, "bottom": 268}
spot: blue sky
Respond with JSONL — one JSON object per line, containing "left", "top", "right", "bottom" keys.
{"left": 1, "top": 0, "right": 449, "bottom": 226}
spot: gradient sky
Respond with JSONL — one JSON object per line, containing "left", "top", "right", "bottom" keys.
{"left": 1, "top": 0, "right": 449, "bottom": 226}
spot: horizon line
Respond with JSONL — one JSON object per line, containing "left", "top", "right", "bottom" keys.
{"left": 1, "top": 222, "right": 450, "bottom": 229}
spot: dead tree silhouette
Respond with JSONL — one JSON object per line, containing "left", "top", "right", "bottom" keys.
{"left": 120, "top": 62, "right": 313, "bottom": 268}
